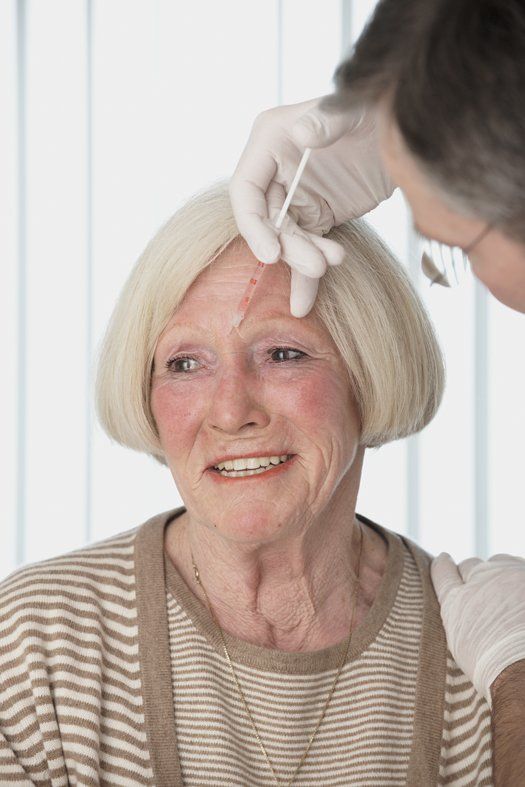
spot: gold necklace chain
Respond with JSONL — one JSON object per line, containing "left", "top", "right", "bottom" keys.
{"left": 190, "top": 526, "right": 363, "bottom": 787}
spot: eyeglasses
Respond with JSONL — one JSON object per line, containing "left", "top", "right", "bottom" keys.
{"left": 420, "top": 224, "right": 492, "bottom": 288}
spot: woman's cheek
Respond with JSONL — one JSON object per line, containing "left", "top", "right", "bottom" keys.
{"left": 272, "top": 369, "right": 346, "bottom": 424}
{"left": 151, "top": 381, "right": 208, "bottom": 448}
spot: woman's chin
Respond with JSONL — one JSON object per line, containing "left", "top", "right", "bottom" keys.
{"left": 207, "top": 504, "right": 296, "bottom": 545}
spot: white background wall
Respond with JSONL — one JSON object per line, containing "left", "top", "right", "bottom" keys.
{"left": 1, "top": 0, "right": 524, "bottom": 579}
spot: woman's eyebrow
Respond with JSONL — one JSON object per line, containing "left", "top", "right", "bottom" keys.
{"left": 160, "top": 316, "right": 321, "bottom": 346}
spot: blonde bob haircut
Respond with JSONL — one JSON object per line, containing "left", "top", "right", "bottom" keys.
{"left": 96, "top": 182, "right": 444, "bottom": 463}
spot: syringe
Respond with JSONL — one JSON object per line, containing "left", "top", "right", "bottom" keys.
{"left": 231, "top": 147, "right": 312, "bottom": 329}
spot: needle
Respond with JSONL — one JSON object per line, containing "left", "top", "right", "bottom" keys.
{"left": 231, "top": 147, "right": 312, "bottom": 330}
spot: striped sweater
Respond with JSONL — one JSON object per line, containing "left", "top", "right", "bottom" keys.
{"left": 0, "top": 508, "right": 493, "bottom": 785}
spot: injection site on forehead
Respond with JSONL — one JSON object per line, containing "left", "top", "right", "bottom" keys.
{"left": 157, "top": 247, "right": 330, "bottom": 350}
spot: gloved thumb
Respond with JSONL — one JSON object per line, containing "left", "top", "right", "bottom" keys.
{"left": 458, "top": 557, "right": 483, "bottom": 583}
{"left": 291, "top": 101, "right": 365, "bottom": 149}
{"left": 431, "top": 552, "right": 464, "bottom": 604}
{"left": 290, "top": 271, "right": 319, "bottom": 318}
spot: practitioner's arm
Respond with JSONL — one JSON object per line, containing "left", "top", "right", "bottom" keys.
{"left": 491, "top": 659, "right": 525, "bottom": 786}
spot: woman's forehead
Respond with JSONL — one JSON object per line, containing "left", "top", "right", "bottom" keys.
{"left": 159, "top": 248, "right": 328, "bottom": 344}
{"left": 174, "top": 249, "right": 292, "bottom": 323}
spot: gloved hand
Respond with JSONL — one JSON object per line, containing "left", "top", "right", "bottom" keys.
{"left": 230, "top": 96, "right": 395, "bottom": 317}
{"left": 431, "top": 552, "right": 525, "bottom": 708}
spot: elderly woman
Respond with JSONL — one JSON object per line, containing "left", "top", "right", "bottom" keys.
{"left": 0, "top": 184, "right": 492, "bottom": 786}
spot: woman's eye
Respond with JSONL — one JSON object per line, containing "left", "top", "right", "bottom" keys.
{"left": 166, "top": 356, "right": 200, "bottom": 373}
{"left": 269, "top": 347, "right": 306, "bottom": 363}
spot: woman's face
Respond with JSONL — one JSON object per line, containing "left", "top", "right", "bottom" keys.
{"left": 151, "top": 241, "right": 363, "bottom": 545}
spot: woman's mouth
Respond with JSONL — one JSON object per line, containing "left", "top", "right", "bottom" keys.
{"left": 208, "top": 454, "right": 294, "bottom": 479}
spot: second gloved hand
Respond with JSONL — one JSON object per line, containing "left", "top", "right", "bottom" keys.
{"left": 230, "top": 97, "right": 395, "bottom": 317}
{"left": 431, "top": 552, "right": 525, "bottom": 708}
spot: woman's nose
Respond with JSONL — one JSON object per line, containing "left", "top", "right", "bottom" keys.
{"left": 207, "top": 366, "right": 270, "bottom": 435}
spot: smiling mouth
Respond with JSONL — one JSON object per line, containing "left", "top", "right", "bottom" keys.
{"left": 209, "top": 454, "right": 293, "bottom": 478}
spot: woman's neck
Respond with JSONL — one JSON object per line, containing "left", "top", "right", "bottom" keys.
{"left": 165, "top": 509, "right": 387, "bottom": 652}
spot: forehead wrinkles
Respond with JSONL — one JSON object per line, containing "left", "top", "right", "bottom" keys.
{"left": 158, "top": 254, "right": 306, "bottom": 350}
{"left": 185, "top": 251, "right": 290, "bottom": 298}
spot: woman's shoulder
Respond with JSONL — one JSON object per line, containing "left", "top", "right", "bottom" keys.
{"left": 0, "top": 524, "right": 139, "bottom": 601}
{"left": 0, "top": 514, "right": 171, "bottom": 785}
{"left": 0, "top": 507, "right": 181, "bottom": 597}
{"left": 0, "top": 525, "right": 142, "bottom": 673}
{"left": 0, "top": 508, "right": 181, "bottom": 632}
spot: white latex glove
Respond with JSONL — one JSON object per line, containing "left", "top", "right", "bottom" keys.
{"left": 431, "top": 552, "right": 525, "bottom": 708}
{"left": 230, "top": 96, "right": 395, "bottom": 317}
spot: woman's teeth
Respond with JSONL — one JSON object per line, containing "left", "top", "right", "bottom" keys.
{"left": 213, "top": 455, "right": 290, "bottom": 477}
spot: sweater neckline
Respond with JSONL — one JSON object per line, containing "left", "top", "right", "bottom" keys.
{"left": 134, "top": 507, "right": 447, "bottom": 787}
{"left": 163, "top": 510, "right": 404, "bottom": 674}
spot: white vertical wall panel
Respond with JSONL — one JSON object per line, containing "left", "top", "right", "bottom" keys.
{"left": 0, "top": 0, "right": 18, "bottom": 577}
{"left": 488, "top": 298, "right": 525, "bottom": 555}
{"left": 153, "top": 0, "right": 280, "bottom": 213}
{"left": 350, "top": 0, "right": 376, "bottom": 44}
{"left": 91, "top": 0, "right": 160, "bottom": 334}
{"left": 417, "top": 272, "right": 477, "bottom": 560}
{"left": 357, "top": 443, "right": 408, "bottom": 534}
{"left": 280, "top": 0, "right": 341, "bottom": 103}
{"left": 23, "top": 0, "right": 89, "bottom": 563}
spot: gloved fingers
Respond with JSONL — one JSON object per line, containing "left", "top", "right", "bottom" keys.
{"left": 265, "top": 179, "right": 334, "bottom": 239}
{"left": 230, "top": 153, "right": 282, "bottom": 265}
{"left": 291, "top": 97, "right": 366, "bottom": 149}
{"left": 458, "top": 554, "right": 525, "bottom": 583}
{"left": 458, "top": 557, "right": 483, "bottom": 583}
{"left": 488, "top": 553, "right": 525, "bottom": 566}
{"left": 265, "top": 185, "right": 327, "bottom": 279}
{"left": 431, "top": 552, "right": 464, "bottom": 603}
{"left": 307, "top": 231, "right": 346, "bottom": 267}
{"left": 290, "top": 270, "right": 320, "bottom": 318}
{"left": 279, "top": 229, "right": 328, "bottom": 279}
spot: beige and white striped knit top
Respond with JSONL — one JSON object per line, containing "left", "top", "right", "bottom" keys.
{"left": 0, "top": 508, "right": 492, "bottom": 785}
